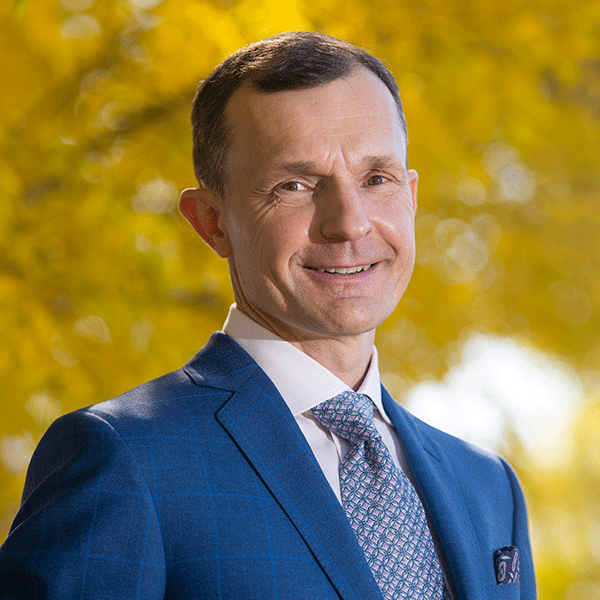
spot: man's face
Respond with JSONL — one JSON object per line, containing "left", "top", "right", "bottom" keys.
{"left": 203, "top": 69, "right": 417, "bottom": 343}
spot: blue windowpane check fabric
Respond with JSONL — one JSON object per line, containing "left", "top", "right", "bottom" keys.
{"left": 312, "top": 391, "right": 449, "bottom": 600}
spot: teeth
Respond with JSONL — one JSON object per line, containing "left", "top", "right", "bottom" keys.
{"left": 316, "top": 264, "right": 372, "bottom": 274}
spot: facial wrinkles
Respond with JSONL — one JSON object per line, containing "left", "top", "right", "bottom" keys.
{"left": 298, "top": 94, "right": 406, "bottom": 164}
{"left": 228, "top": 80, "right": 410, "bottom": 239}
{"left": 226, "top": 195, "right": 274, "bottom": 256}
{"left": 229, "top": 90, "right": 407, "bottom": 203}
{"left": 237, "top": 174, "right": 408, "bottom": 280}
{"left": 286, "top": 129, "right": 397, "bottom": 178}
{"left": 255, "top": 143, "right": 404, "bottom": 210}
{"left": 226, "top": 70, "right": 407, "bottom": 182}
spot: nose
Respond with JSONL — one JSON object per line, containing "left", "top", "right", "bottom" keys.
{"left": 319, "top": 183, "right": 373, "bottom": 242}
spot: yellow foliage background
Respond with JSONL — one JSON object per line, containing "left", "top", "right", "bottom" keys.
{"left": 1, "top": 0, "right": 599, "bottom": 597}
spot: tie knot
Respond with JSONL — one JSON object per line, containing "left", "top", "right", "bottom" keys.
{"left": 311, "top": 390, "right": 376, "bottom": 446}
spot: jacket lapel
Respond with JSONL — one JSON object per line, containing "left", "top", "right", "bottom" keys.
{"left": 381, "top": 388, "right": 486, "bottom": 600}
{"left": 184, "top": 333, "right": 382, "bottom": 600}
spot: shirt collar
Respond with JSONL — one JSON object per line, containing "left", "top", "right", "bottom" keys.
{"left": 222, "top": 304, "right": 391, "bottom": 423}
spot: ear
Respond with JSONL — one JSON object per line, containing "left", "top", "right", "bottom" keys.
{"left": 408, "top": 169, "right": 418, "bottom": 212}
{"left": 179, "top": 188, "right": 232, "bottom": 257}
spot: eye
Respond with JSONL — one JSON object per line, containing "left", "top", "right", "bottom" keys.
{"left": 278, "top": 180, "right": 310, "bottom": 193}
{"left": 365, "top": 174, "right": 388, "bottom": 186}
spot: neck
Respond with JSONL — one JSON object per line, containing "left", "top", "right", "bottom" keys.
{"left": 236, "top": 304, "right": 375, "bottom": 389}
{"left": 290, "top": 336, "right": 375, "bottom": 390}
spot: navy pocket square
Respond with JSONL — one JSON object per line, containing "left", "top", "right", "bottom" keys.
{"left": 494, "top": 546, "right": 520, "bottom": 585}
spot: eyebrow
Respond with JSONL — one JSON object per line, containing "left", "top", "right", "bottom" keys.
{"left": 279, "top": 161, "right": 317, "bottom": 175}
{"left": 360, "top": 154, "right": 406, "bottom": 171}
{"left": 279, "top": 154, "right": 406, "bottom": 176}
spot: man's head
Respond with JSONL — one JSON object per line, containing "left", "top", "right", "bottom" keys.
{"left": 190, "top": 31, "right": 408, "bottom": 198}
{"left": 180, "top": 32, "right": 417, "bottom": 353}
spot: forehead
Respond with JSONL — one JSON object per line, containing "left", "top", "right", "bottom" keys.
{"left": 224, "top": 69, "right": 407, "bottom": 170}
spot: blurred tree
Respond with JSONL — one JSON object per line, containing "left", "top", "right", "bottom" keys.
{"left": 0, "top": 0, "right": 599, "bottom": 597}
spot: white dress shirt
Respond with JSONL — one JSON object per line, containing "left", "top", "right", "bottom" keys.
{"left": 222, "top": 304, "right": 414, "bottom": 502}
{"left": 222, "top": 304, "right": 454, "bottom": 597}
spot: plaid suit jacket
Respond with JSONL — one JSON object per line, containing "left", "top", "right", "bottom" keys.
{"left": 0, "top": 333, "right": 536, "bottom": 599}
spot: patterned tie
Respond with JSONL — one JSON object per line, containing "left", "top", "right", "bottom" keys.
{"left": 311, "top": 391, "right": 449, "bottom": 600}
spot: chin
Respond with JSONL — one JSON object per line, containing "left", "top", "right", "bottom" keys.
{"left": 305, "top": 313, "right": 384, "bottom": 339}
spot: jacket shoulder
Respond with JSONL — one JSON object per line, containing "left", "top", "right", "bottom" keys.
{"left": 75, "top": 332, "right": 258, "bottom": 434}
{"left": 383, "top": 390, "right": 510, "bottom": 477}
{"left": 409, "top": 411, "right": 524, "bottom": 502}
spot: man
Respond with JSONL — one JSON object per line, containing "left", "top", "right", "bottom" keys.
{"left": 0, "top": 32, "right": 535, "bottom": 599}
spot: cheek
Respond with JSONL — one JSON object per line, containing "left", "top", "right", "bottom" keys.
{"left": 253, "top": 213, "right": 308, "bottom": 265}
{"left": 378, "top": 211, "right": 415, "bottom": 254}
{"left": 227, "top": 203, "right": 312, "bottom": 279}
{"left": 230, "top": 222, "right": 291, "bottom": 287}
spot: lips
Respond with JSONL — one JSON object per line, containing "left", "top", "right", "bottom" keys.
{"left": 306, "top": 264, "right": 374, "bottom": 274}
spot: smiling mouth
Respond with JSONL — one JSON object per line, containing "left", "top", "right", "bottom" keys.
{"left": 307, "top": 264, "right": 374, "bottom": 275}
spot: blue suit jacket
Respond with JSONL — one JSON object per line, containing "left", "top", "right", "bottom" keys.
{"left": 0, "top": 333, "right": 536, "bottom": 599}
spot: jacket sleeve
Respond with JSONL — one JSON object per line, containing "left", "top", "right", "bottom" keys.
{"left": 0, "top": 410, "right": 166, "bottom": 599}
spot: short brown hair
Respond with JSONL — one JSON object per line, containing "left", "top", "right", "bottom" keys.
{"left": 191, "top": 31, "right": 408, "bottom": 197}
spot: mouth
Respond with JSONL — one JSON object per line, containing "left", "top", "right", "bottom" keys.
{"left": 307, "top": 264, "right": 374, "bottom": 275}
